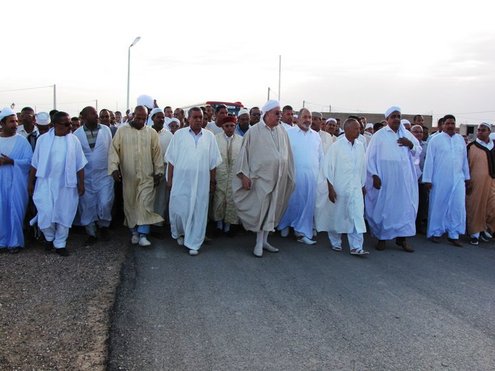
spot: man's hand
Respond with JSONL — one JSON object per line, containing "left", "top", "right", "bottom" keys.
{"left": 154, "top": 174, "right": 163, "bottom": 187}
{"left": 112, "top": 170, "right": 122, "bottom": 183}
{"left": 28, "top": 182, "right": 35, "bottom": 197}
{"left": 397, "top": 137, "right": 413, "bottom": 149}
{"left": 424, "top": 182, "right": 432, "bottom": 191}
{"left": 0, "top": 153, "right": 13, "bottom": 166}
{"left": 327, "top": 183, "right": 337, "bottom": 203}
{"left": 465, "top": 180, "right": 472, "bottom": 195}
{"left": 372, "top": 175, "right": 382, "bottom": 190}
{"left": 78, "top": 182, "right": 85, "bottom": 196}
{"left": 240, "top": 174, "right": 252, "bottom": 190}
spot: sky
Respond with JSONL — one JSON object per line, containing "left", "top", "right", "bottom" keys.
{"left": 2, "top": 0, "right": 495, "bottom": 124}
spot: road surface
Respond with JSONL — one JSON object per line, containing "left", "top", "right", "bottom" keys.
{"left": 108, "top": 231, "right": 495, "bottom": 370}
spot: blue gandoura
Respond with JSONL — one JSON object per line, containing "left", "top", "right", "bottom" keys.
{"left": 0, "top": 108, "right": 33, "bottom": 252}
{"left": 277, "top": 108, "right": 323, "bottom": 244}
{"left": 365, "top": 106, "right": 419, "bottom": 252}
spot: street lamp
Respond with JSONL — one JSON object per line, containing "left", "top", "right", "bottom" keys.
{"left": 126, "top": 36, "right": 141, "bottom": 111}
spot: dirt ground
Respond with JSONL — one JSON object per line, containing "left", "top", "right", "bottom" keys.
{"left": 0, "top": 228, "right": 129, "bottom": 370}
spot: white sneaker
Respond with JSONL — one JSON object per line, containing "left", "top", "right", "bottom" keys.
{"left": 280, "top": 227, "right": 289, "bottom": 237}
{"left": 253, "top": 244, "right": 263, "bottom": 257}
{"left": 263, "top": 243, "right": 279, "bottom": 253}
{"left": 139, "top": 236, "right": 151, "bottom": 246}
{"left": 131, "top": 233, "right": 139, "bottom": 245}
{"left": 189, "top": 249, "right": 198, "bottom": 256}
{"left": 297, "top": 236, "right": 317, "bottom": 245}
{"left": 177, "top": 236, "right": 184, "bottom": 246}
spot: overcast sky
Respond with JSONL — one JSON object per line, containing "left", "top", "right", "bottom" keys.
{"left": 2, "top": 0, "right": 494, "bottom": 123}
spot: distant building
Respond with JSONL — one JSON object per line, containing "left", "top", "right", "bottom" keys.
{"left": 320, "top": 112, "right": 433, "bottom": 129}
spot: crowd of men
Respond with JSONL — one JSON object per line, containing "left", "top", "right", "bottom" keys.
{"left": 1, "top": 95, "right": 494, "bottom": 258}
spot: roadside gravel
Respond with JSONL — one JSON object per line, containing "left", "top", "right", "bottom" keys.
{"left": 0, "top": 228, "right": 129, "bottom": 370}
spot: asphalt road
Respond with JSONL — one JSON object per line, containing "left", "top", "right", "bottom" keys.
{"left": 108, "top": 230, "right": 495, "bottom": 370}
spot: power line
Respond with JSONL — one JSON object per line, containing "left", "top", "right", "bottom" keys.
{"left": 0, "top": 85, "right": 54, "bottom": 93}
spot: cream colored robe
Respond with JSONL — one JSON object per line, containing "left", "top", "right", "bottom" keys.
{"left": 232, "top": 120, "right": 295, "bottom": 232}
{"left": 154, "top": 128, "right": 173, "bottom": 222}
{"left": 315, "top": 130, "right": 336, "bottom": 231}
{"left": 108, "top": 125, "right": 164, "bottom": 228}
{"left": 213, "top": 132, "right": 242, "bottom": 224}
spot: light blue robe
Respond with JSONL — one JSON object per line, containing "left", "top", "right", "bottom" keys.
{"left": 422, "top": 132, "right": 470, "bottom": 238}
{"left": 0, "top": 135, "right": 33, "bottom": 248}
{"left": 278, "top": 127, "right": 322, "bottom": 238}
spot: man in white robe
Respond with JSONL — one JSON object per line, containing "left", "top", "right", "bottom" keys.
{"left": 422, "top": 114, "right": 470, "bottom": 246}
{"left": 29, "top": 112, "right": 87, "bottom": 256}
{"left": 166, "top": 107, "right": 222, "bottom": 256}
{"left": 150, "top": 108, "right": 173, "bottom": 231}
{"left": 74, "top": 106, "right": 114, "bottom": 244}
{"left": 281, "top": 105, "right": 294, "bottom": 131}
{"left": 278, "top": 108, "right": 323, "bottom": 244}
{"left": 323, "top": 119, "right": 369, "bottom": 255}
{"left": 233, "top": 100, "right": 295, "bottom": 257}
{"left": 313, "top": 114, "right": 336, "bottom": 233}
{"left": 108, "top": 106, "right": 164, "bottom": 247}
{"left": 235, "top": 108, "right": 250, "bottom": 137}
{"left": 365, "top": 106, "right": 419, "bottom": 252}
{"left": 205, "top": 105, "right": 228, "bottom": 135}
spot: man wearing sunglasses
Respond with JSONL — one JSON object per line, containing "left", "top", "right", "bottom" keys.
{"left": 29, "top": 111, "right": 87, "bottom": 256}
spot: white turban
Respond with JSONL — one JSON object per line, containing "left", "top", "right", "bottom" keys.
{"left": 479, "top": 122, "right": 491, "bottom": 131}
{"left": 400, "top": 119, "right": 411, "bottom": 126}
{"left": 385, "top": 106, "right": 401, "bottom": 118}
{"left": 166, "top": 117, "right": 180, "bottom": 130}
{"left": 261, "top": 100, "right": 280, "bottom": 114}
{"left": 0, "top": 107, "right": 16, "bottom": 121}
{"left": 365, "top": 123, "right": 374, "bottom": 130}
{"left": 149, "top": 107, "right": 164, "bottom": 119}
{"left": 137, "top": 94, "right": 154, "bottom": 109}
{"left": 36, "top": 112, "right": 50, "bottom": 125}
{"left": 325, "top": 118, "right": 337, "bottom": 124}
{"left": 237, "top": 108, "right": 249, "bottom": 117}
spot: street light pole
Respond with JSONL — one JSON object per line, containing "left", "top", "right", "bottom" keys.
{"left": 126, "top": 36, "right": 141, "bottom": 111}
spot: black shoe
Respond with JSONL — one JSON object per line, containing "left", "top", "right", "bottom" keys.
{"left": 56, "top": 248, "right": 69, "bottom": 256}
{"left": 430, "top": 236, "right": 441, "bottom": 244}
{"left": 480, "top": 231, "right": 491, "bottom": 242}
{"left": 448, "top": 238, "right": 463, "bottom": 247}
{"left": 8, "top": 247, "right": 20, "bottom": 254}
{"left": 99, "top": 227, "right": 110, "bottom": 241}
{"left": 84, "top": 236, "right": 97, "bottom": 246}
{"left": 470, "top": 237, "right": 479, "bottom": 246}
{"left": 43, "top": 240, "right": 54, "bottom": 251}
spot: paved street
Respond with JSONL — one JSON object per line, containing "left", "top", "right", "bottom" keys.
{"left": 108, "top": 231, "right": 495, "bottom": 370}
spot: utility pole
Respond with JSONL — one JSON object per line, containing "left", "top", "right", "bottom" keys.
{"left": 278, "top": 55, "right": 281, "bottom": 102}
{"left": 267, "top": 87, "right": 271, "bottom": 101}
{"left": 53, "top": 84, "right": 57, "bottom": 110}
{"left": 303, "top": 100, "right": 305, "bottom": 108}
